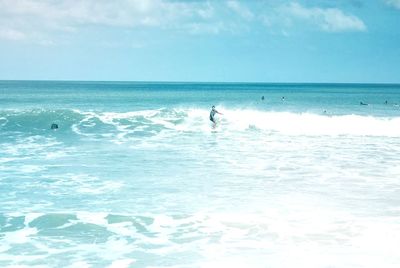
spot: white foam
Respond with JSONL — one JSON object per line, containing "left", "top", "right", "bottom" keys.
{"left": 85, "top": 108, "right": 400, "bottom": 137}
{"left": 77, "top": 212, "right": 109, "bottom": 226}
{"left": 77, "top": 180, "right": 123, "bottom": 195}
{"left": 108, "top": 259, "right": 136, "bottom": 268}
{"left": 3, "top": 227, "right": 38, "bottom": 244}
{"left": 185, "top": 108, "right": 400, "bottom": 137}
{"left": 106, "top": 222, "right": 136, "bottom": 237}
{"left": 44, "top": 151, "right": 68, "bottom": 159}
{"left": 68, "top": 108, "right": 400, "bottom": 144}
{"left": 24, "top": 213, "right": 44, "bottom": 226}
{"left": 48, "top": 173, "right": 124, "bottom": 197}
{"left": 1, "top": 209, "right": 399, "bottom": 267}
{"left": 19, "top": 165, "right": 45, "bottom": 173}
{"left": 0, "top": 157, "right": 18, "bottom": 163}
{"left": 67, "top": 261, "right": 90, "bottom": 268}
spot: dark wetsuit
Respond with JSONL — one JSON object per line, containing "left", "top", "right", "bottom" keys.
{"left": 209, "top": 109, "right": 217, "bottom": 123}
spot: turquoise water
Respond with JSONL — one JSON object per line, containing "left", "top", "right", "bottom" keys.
{"left": 1, "top": 81, "right": 400, "bottom": 267}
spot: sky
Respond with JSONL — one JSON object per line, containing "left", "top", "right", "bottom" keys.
{"left": 0, "top": 0, "right": 399, "bottom": 83}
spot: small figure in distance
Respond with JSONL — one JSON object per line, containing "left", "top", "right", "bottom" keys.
{"left": 51, "top": 123, "right": 58, "bottom": 130}
{"left": 385, "top": 100, "right": 388, "bottom": 104}
{"left": 261, "top": 96, "right": 265, "bottom": 101}
{"left": 209, "top": 105, "right": 223, "bottom": 126}
{"left": 281, "top": 96, "right": 285, "bottom": 101}
{"left": 360, "top": 101, "right": 368, "bottom": 106}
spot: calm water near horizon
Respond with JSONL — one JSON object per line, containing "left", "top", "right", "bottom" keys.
{"left": 1, "top": 81, "right": 400, "bottom": 267}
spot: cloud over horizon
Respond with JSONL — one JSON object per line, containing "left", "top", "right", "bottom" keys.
{"left": 0, "top": 0, "right": 221, "bottom": 42}
{"left": 226, "top": 0, "right": 254, "bottom": 21}
{"left": 279, "top": 2, "right": 366, "bottom": 32}
{"left": 0, "top": 0, "right": 368, "bottom": 44}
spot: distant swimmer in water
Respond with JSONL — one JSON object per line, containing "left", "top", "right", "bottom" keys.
{"left": 385, "top": 100, "right": 388, "bottom": 104}
{"left": 51, "top": 123, "right": 58, "bottom": 130}
{"left": 209, "top": 105, "right": 223, "bottom": 126}
{"left": 360, "top": 101, "right": 368, "bottom": 106}
{"left": 281, "top": 96, "right": 285, "bottom": 101}
{"left": 261, "top": 96, "right": 265, "bottom": 101}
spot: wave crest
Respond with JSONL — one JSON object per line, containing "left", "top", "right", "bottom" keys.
{"left": 1, "top": 108, "right": 400, "bottom": 139}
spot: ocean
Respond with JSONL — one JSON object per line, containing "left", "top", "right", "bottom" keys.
{"left": 1, "top": 81, "right": 400, "bottom": 267}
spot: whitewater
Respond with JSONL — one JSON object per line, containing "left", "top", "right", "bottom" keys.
{"left": 1, "top": 81, "right": 400, "bottom": 267}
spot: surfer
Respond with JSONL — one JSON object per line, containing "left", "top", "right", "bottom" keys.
{"left": 360, "top": 101, "right": 368, "bottom": 106}
{"left": 209, "top": 105, "right": 222, "bottom": 125}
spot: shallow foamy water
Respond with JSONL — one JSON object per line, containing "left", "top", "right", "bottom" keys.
{"left": 1, "top": 81, "right": 400, "bottom": 267}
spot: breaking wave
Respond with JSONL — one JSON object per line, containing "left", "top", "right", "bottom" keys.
{"left": 1, "top": 108, "right": 400, "bottom": 140}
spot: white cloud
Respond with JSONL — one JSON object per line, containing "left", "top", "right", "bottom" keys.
{"left": 184, "top": 22, "right": 226, "bottom": 35}
{"left": 283, "top": 2, "right": 366, "bottom": 32}
{"left": 0, "top": 0, "right": 368, "bottom": 44}
{"left": 386, "top": 0, "right": 400, "bottom": 9}
{"left": 0, "top": 0, "right": 223, "bottom": 43}
{"left": 226, "top": 0, "right": 254, "bottom": 20}
{"left": 0, "top": 0, "right": 204, "bottom": 28}
{"left": 0, "top": 28, "right": 26, "bottom": 41}
{"left": 0, "top": 27, "right": 55, "bottom": 45}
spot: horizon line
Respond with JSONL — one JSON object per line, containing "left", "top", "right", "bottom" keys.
{"left": 1, "top": 79, "right": 399, "bottom": 86}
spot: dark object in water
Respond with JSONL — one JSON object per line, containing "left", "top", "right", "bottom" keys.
{"left": 261, "top": 96, "right": 265, "bottom": 100}
{"left": 51, "top": 123, "right": 58, "bottom": 130}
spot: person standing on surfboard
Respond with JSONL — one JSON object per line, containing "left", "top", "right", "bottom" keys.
{"left": 209, "top": 105, "right": 223, "bottom": 125}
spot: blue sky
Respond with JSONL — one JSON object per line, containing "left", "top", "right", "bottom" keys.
{"left": 0, "top": 0, "right": 399, "bottom": 83}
